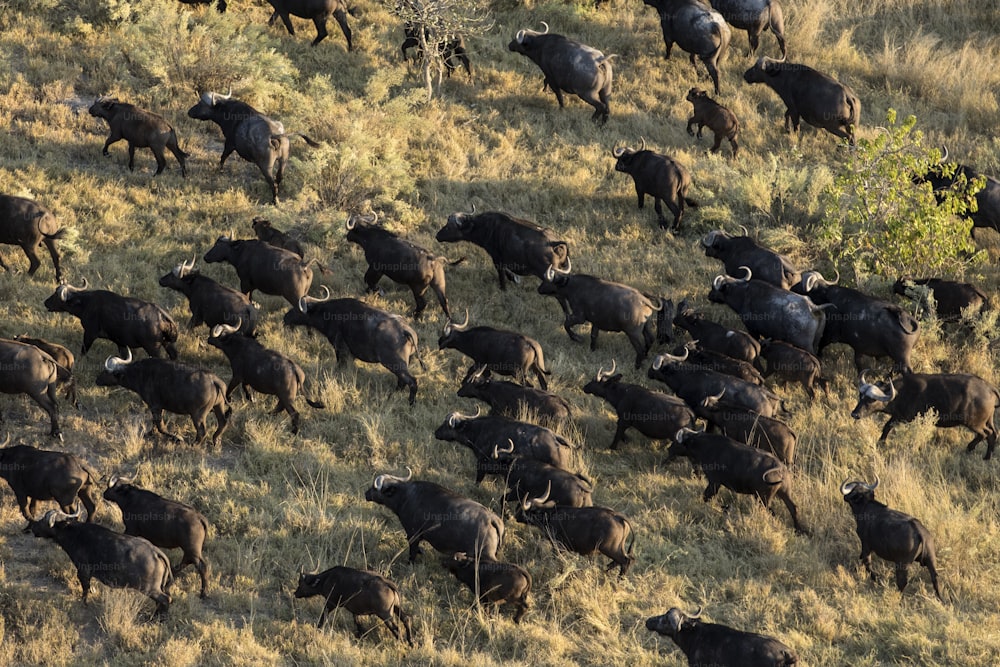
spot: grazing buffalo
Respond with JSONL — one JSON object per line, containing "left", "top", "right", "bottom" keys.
{"left": 710, "top": 0, "right": 786, "bottom": 58}
{"left": 43, "top": 279, "right": 179, "bottom": 359}
{"left": 283, "top": 287, "right": 421, "bottom": 404}
{"left": 442, "top": 553, "right": 531, "bottom": 624}
{"left": 701, "top": 229, "right": 802, "bottom": 290}
{"left": 700, "top": 391, "right": 797, "bottom": 464}
{"left": 158, "top": 257, "right": 259, "bottom": 336}
{"left": 709, "top": 267, "right": 828, "bottom": 354}
{"left": 583, "top": 361, "right": 696, "bottom": 449}
{"left": 208, "top": 322, "right": 324, "bottom": 434}
{"left": 756, "top": 339, "right": 828, "bottom": 399}
{"left": 916, "top": 148, "right": 1000, "bottom": 235}
{"left": 458, "top": 366, "right": 572, "bottom": 426}
{"left": 646, "top": 606, "right": 798, "bottom": 667}
{"left": 686, "top": 88, "right": 740, "bottom": 157}
{"left": 435, "top": 209, "right": 570, "bottom": 290}
{"left": 29, "top": 508, "right": 173, "bottom": 616}
{"left": 508, "top": 22, "right": 614, "bottom": 124}
{"left": 266, "top": 0, "right": 352, "bottom": 49}
{"left": 203, "top": 235, "right": 316, "bottom": 306}
{"left": 794, "top": 270, "right": 918, "bottom": 373}
{"left": 613, "top": 139, "right": 698, "bottom": 232}
{"left": 516, "top": 484, "right": 635, "bottom": 575}
{"left": 670, "top": 298, "right": 761, "bottom": 363}
{"left": 893, "top": 276, "right": 989, "bottom": 321}
{"left": 537, "top": 268, "right": 667, "bottom": 368}
{"left": 743, "top": 57, "right": 860, "bottom": 144}
{"left": 438, "top": 312, "right": 550, "bottom": 389}
{"left": 0, "top": 194, "right": 66, "bottom": 281}
{"left": 103, "top": 475, "right": 211, "bottom": 598}
{"left": 0, "top": 438, "right": 99, "bottom": 525}
{"left": 670, "top": 428, "right": 807, "bottom": 533}
{"left": 95, "top": 351, "right": 231, "bottom": 447}
{"left": 434, "top": 408, "right": 574, "bottom": 481}
{"left": 364, "top": 468, "right": 504, "bottom": 562}
{"left": 851, "top": 371, "right": 1000, "bottom": 459}
{"left": 401, "top": 23, "right": 471, "bottom": 79}
{"left": 12, "top": 335, "right": 78, "bottom": 408}
{"left": 88, "top": 97, "right": 188, "bottom": 176}
{"left": 841, "top": 475, "right": 944, "bottom": 602}
{"left": 294, "top": 566, "right": 413, "bottom": 643}
{"left": 0, "top": 339, "right": 72, "bottom": 438}
{"left": 187, "top": 92, "right": 320, "bottom": 203}
{"left": 347, "top": 213, "right": 464, "bottom": 320}
{"left": 251, "top": 217, "right": 305, "bottom": 259}
{"left": 644, "top": 0, "right": 731, "bottom": 94}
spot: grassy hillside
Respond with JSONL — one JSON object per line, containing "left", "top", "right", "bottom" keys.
{"left": 1, "top": 0, "right": 999, "bottom": 665}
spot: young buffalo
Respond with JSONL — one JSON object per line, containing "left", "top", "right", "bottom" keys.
{"left": 88, "top": 97, "right": 188, "bottom": 176}
{"left": 442, "top": 552, "right": 531, "bottom": 624}
{"left": 686, "top": 88, "right": 740, "bottom": 157}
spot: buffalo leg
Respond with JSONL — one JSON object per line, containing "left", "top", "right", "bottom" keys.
{"left": 77, "top": 489, "right": 97, "bottom": 522}
{"left": 625, "top": 330, "right": 648, "bottom": 368}
{"left": 548, "top": 81, "right": 566, "bottom": 109}
{"left": 985, "top": 429, "right": 997, "bottom": 460}
{"left": 317, "top": 606, "right": 329, "bottom": 628}
{"left": 211, "top": 405, "right": 230, "bottom": 447}
{"left": 276, "top": 12, "right": 296, "bottom": 36}
{"left": 310, "top": 16, "right": 329, "bottom": 46}
{"left": 431, "top": 284, "right": 451, "bottom": 320}
{"left": 219, "top": 141, "right": 236, "bottom": 170}
{"left": 363, "top": 267, "right": 382, "bottom": 293}
{"left": 709, "top": 131, "right": 723, "bottom": 153}
{"left": 78, "top": 571, "right": 93, "bottom": 604}
{"left": 703, "top": 481, "right": 721, "bottom": 502}
{"left": 966, "top": 432, "right": 984, "bottom": 455}
{"left": 191, "top": 414, "right": 208, "bottom": 446}
{"left": 127, "top": 144, "right": 137, "bottom": 172}
{"left": 396, "top": 608, "right": 414, "bottom": 646}
{"left": 275, "top": 397, "right": 301, "bottom": 434}
{"left": 168, "top": 137, "right": 187, "bottom": 177}
{"left": 894, "top": 563, "right": 910, "bottom": 596}
{"left": 15, "top": 493, "right": 34, "bottom": 523}
{"left": 564, "top": 312, "right": 586, "bottom": 343}
{"left": 775, "top": 488, "right": 808, "bottom": 535}
{"left": 28, "top": 387, "right": 60, "bottom": 439}
{"left": 748, "top": 33, "right": 760, "bottom": 57}
{"left": 150, "top": 408, "right": 182, "bottom": 443}
{"left": 653, "top": 198, "right": 669, "bottom": 229}
{"left": 151, "top": 145, "right": 168, "bottom": 176}
{"left": 163, "top": 341, "right": 179, "bottom": 361}
{"left": 101, "top": 131, "right": 122, "bottom": 157}
{"left": 860, "top": 550, "right": 880, "bottom": 584}
{"left": 635, "top": 185, "right": 645, "bottom": 210}
{"left": 728, "top": 134, "right": 739, "bottom": 158}
{"left": 589, "top": 325, "right": 601, "bottom": 351}
{"left": 610, "top": 420, "right": 630, "bottom": 450}
{"left": 878, "top": 419, "right": 898, "bottom": 442}
{"left": 21, "top": 243, "right": 42, "bottom": 276}
{"left": 332, "top": 9, "right": 352, "bottom": 51}
{"left": 531, "top": 364, "right": 548, "bottom": 391}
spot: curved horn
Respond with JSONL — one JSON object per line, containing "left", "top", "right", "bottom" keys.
{"left": 57, "top": 278, "right": 89, "bottom": 301}
{"left": 639, "top": 137, "right": 647, "bottom": 152}
{"left": 545, "top": 266, "right": 555, "bottom": 282}
{"left": 200, "top": 91, "right": 214, "bottom": 105}
{"left": 663, "top": 347, "right": 689, "bottom": 363}
{"left": 675, "top": 426, "right": 698, "bottom": 443}
{"left": 701, "top": 389, "right": 725, "bottom": 408}
{"left": 612, "top": 145, "right": 627, "bottom": 158}
{"left": 104, "top": 348, "right": 133, "bottom": 372}
{"left": 299, "top": 285, "right": 332, "bottom": 313}
{"left": 739, "top": 225, "right": 749, "bottom": 237}
{"left": 858, "top": 369, "right": 873, "bottom": 388}
{"left": 738, "top": 266, "right": 752, "bottom": 281}
{"left": 701, "top": 230, "right": 720, "bottom": 247}
{"left": 804, "top": 273, "right": 818, "bottom": 293}
{"left": 220, "top": 87, "right": 232, "bottom": 100}
{"left": 840, "top": 478, "right": 857, "bottom": 496}
{"left": 651, "top": 354, "right": 666, "bottom": 370}
{"left": 515, "top": 29, "right": 525, "bottom": 43}
{"left": 596, "top": 359, "right": 617, "bottom": 381}
{"left": 469, "top": 365, "right": 487, "bottom": 382}
{"left": 451, "top": 309, "right": 470, "bottom": 331}
{"left": 712, "top": 274, "right": 726, "bottom": 290}
{"left": 883, "top": 380, "right": 897, "bottom": 403}
{"left": 940, "top": 145, "right": 949, "bottom": 162}
{"left": 211, "top": 321, "right": 240, "bottom": 338}
{"left": 108, "top": 474, "right": 119, "bottom": 488}
{"left": 346, "top": 214, "right": 357, "bottom": 231}
{"left": 448, "top": 406, "right": 482, "bottom": 427}
{"left": 0, "top": 433, "right": 9, "bottom": 448}
{"left": 540, "top": 21, "right": 549, "bottom": 34}
{"left": 554, "top": 258, "right": 571, "bottom": 274}
{"left": 688, "top": 606, "right": 703, "bottom": 619}
{"left": 493, "top": 438, "right": 516, "bottom": 458}
{"left": 867, "top": 473, "right": 880, "bottom": 492}
{"left": 373, "top": 474, "right": 386, "bottom": 491}
{"left": 828, "top": 269, "right": 841, "bottom": 285}
{"left": 536, "top": 481, "right": 552, "bottom": 504}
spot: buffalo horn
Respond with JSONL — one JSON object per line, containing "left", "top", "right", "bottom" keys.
{"left": 0, "top": 433, "right": 9, "bottom": 448}
{"left": 701, "top": 230, "right": 720, "bottom": 247}
{"left": 200, "top": 91, "right": 214, "bottom": 105}
{"left": 738, "top": 266, "right": 752, "bottom": 281}
{"left": 545, "top": 266, "right": 555, "bottom": 282}
{"left": 57, "top": 277, "right": 89, "bottom": 301}
{"left": 675, "top": 426, "right": 698, "bottom": 443}
{"left": 104, "top": 348, "right": 134, "bottom": 372}
{"left": 712, "top": 274, "right": 726, "bottom": 290}
{"left": 452, "top": 309, "right": 470, "bottom": 331}
{"left": 540, "top": 21, "right": 549, "bottom": 34}
{"left": 858, "top": 368, "right": 873, "bottom": 388}
{"left": 469, "top": 365, "right": 487, "bottom": 383}
{"left": 688, "top": 606, "right": 703, "bottom": 619}
{"left": 839, "top": 478, "right": 856, "bottom": 496}
{"left": 883, "top": 380, "right": 897, "bottom": 402}
{"left": 446, "top": 411, "right": 459, "bottom": 428}
{"left": 108, "top": 474, "right": 119, "bottom": 488}
{"left": 739, "top": 224, "right": 749, "bottom": 237}
{"left": 515, "top": 29, "right": 525, "bottom": 43}
{"left": 596, "top": 359, "right": 617, "bottom": 381}
{"left": 866, "top": 473, "right": 880, "bottom": 492}
{"left": 211, "top": 321, "right": 240, "bottom": 338}
{"left": 651, "top": 354, "right": 666, "bottom": 370}
{"left": 639, "top": 136, "right": 647, "bottom": 151}
{"left": 554, "top": 258, "right": 571, "bottom": 275}
{"left": 299, "top": 285, "right": 332, "bottom": 313}
{"left": 346, "top": 214, "right": 357, "bottom": 231}
{"left": 701, "top": 389, "right": 725, "bottom": 408}
{"left": 940, "top": 145, "right": 949, "bottom": 162}
{"left": 612, "top": 145, "right": 627, "bottom": 158}
{"left": 662, "top": 347, "right": 688, "bottom": 363}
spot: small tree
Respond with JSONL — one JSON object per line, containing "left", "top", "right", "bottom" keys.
{"left": 385, "top": 0, "right": 492, "bottom": 101}
{"left": 817, "top": 109, "right": 985, "bottom": 278}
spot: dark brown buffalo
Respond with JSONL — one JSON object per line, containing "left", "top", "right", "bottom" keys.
{"left": 11, "top": 335, "right": 78, "bottom": 408}
{"left": 686, "top": 88, "right": 739, "bottom": 157}
{"left": 669, "top": 297, "right": 761, "bottom": 363}
{"left": 251, "top": 217, "right": 305, "bottom": 259}
{"left": 266, "top": 0, "right": 352, "bottom": 49}
{"left": 438, "top": 312, "right": 550, "bottom": 389}
{"left": 709, "top": 0, "right": 786, "bottom": 58}
{"left": 158, "top": 257, "right": 259, "bottom": 336}
{"left": 0, "top": 339, "right": 71, "bottom": 438}
{"left": 701, "top": 229, "right": 802, "bottom": 290}
{"left": 644, "top": 0, "right": 731, "bottom": 94}
{"left": 203, "top": 235, "right": 316, "bottom": 306}
{"left": 893, "top": 276, "right": 989, "bottom": 321}
{"left": 756, "top": 339, "right": 828, "bottom": 399}
{"left": 0, "top": 438, "right": 99, "bottom": 526}
{"left": 294, "top": 566, "right": 412, "bottom": 643}
{"left": 743, "top": 57, "right": 860, "bottom": 145}
{"left": 841, "top": 475, "right": 944, "bottom": 602}
{"left": 88, "top": 97, "right": 188, "bottom": 176}
{"left": 0, "top": 194, "right": 66, "bottom": 281}
{"left": 457, "top": 366, "right": 571, "bottom": 426}
{"left": 699, "top": 390, "right": 797, "bottom": 465}
{"left": 613, "top": 139, "right": 698, "bottom": 232}
{"left": 442, "top": 553, "right": 531, "bottom": 624}
{"left": 647, "top": 606, "right": 798, "bottom": 666}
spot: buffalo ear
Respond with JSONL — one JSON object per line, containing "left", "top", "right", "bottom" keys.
{"left": 765, "top": 62, "right": 781, "bottom": 77}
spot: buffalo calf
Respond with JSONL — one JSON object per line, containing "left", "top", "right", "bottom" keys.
{"left": 686, "top": 88, "right": 739, "bottom": 157}
{"left": 442, "top": 553, "right": 531, "bottom": 624}
{"left": 294, "top": 566, "right": 413, "bottom": 643}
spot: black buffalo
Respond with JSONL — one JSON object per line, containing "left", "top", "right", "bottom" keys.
{"left": 699, "top": 390, "right": 797, "bottom": 465}
{"left": 95, "top": 351, "right": 231, "bottom": 447}
{"left": 508, "top": 22, "right": 614, "bottom": 124}
{"left": 0, "top": 194, "right": 66, "bottom": 281}
{"left": 203, "top": 235, "right": 317, "bottom": 306}
{"left": 0, "top": 339, "right": 71, "bottom": 438}
{"left": 583, "top": 361, "right": 696, "bottom": 450}
{"left": 669, "top": 341, "right": 766, "bottom": 385}
{"left": 710, "top": 0, "right": 786, "bottom": 58}
{"left": 841, "top": 475, "right": 944, "bottom": 602}
{"left": 435, "top": 209, "right": 570, "bottom": 290}
{"left": 0, "top": 439, "right": 99, "bottom": 526}
{"left": 457, "top": 366, "right": 572, "bottom": 426}
{"left": 43, "top": 279, "right": 179, "bottom": 359}
{"left": 438, "top": 312, "right": 550, "bottom": 389}
{"left": 756, "top": 339, "right": 828, "bottom": 399}
{"left": 187, "top": 92, "right": 320, "bottom": 203}
{"left": 364, "top": 468, "right": 504, "bottom": 562}
{"left": 916, "top": 148, "right": 1000, "bottom": 235}
{"left": 497, "top": 449, "right": 593, "bottom": 508}
{"left": 646, "top": 606, "right": 798, "bottom": 666}
{"left": 644, "top": 0, "right": 731, "bottom": 94}
{"left": 852, "top": 371, "right": 1000, "bottom": 459}
{"left": 294, "top": 566, "right": 413, "bottom": 643}
{"left": 893, "top": 276, "right": 990, "bottom": 321}
{"left": 743, "top": 57, "right": 860, "bottom": 145}
{"left": 283, "top": 287, "right": 421, "bottom": 404}
{"left": 401, "top": 23, "right": 471, "bottom": 79}
{"left": 266, "top": 0, "right": 352, "bottom": 49}
{"left": 103, "top": 475, "right": 211, "bottom": 598}
{"left": 701, "top": 229, "right": 801, "bottom": 290}
{"left": 251, "top": 217, "right": 305, "bottom": 258}
{"left": 442, "top": 553, "right": 531, "bottom": 624}
{"left": 670, "top": 297, "right": 761, "bottom": 363}
{"left": 346, "top": 212, "right": 464, "bottom": 320}
{"left": 88, "top": 97, "right": 188, "bottom": 176}
{"left": 613, "top": 139, "right": 698, "bottom": 232}
{"left": 12, "top": 334, "right": 78, "bottom": 408}
{"left": 30, "top": 508, "right": 173, "bottom": 615}
{"left": 158, "top": 257, "right": 259, "bottom": 336}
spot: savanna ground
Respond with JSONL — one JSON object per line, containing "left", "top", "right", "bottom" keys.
{"left": 1, "top": 0, "right": 1000, "bottom": 664}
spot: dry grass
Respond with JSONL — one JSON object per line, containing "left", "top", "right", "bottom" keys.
{"left": 1, "top": 0, "right": 999, "bottom": 664}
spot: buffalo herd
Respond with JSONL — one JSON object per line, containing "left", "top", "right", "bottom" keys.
{"left": 0, "top": 0, "right": 995, "bottom": 663}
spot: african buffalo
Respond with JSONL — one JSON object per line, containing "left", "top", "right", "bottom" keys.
{"left": 203, "top": 235, "right": 316, "bottom": 306}
{"left": 12, "top": 334, "right": 78, "bottom": 408}
{"left": 686, "top": 88, "right": 740, "bottom": 157}
{"left": 670, "top": 297, "right": 761, "bottom": 363}
{"left": 401, "top": 23, "right": 471, "bottom": 79}
{"left": 756, "top": 339, "right": 828, "bottom": 399}
{"left": 294, "top": 566, "right": 413, "bottom": 643}
{"left": 700, "top": 391, "right": 797, "bottom": 464}
{"left": 508, "top": 22, "right": 614, "bottom": 124}
{"left": 644, "top": 0, "right": 731, "bottom": 93}
{"left": 158, "top": 257, "right": 259, "bottom": 336}
{"left": 88, "top": 97, "right": 188, "bottom": 176}
{"left": 497, "top": 449, "right": 593, "bottom": 508}
{"left": 710, "top": 0, "right": 786, "bottom": 58}
{"left": 613, "top": 139, "right": 698, "bottom": 232}
{"left": 646, "top": 606, "right": 798, "bottom": 666}
{"left": 457, "top": 367, "right": 572, "bottom": 426}
{"left": 0, "top": 438, "right": 99, "bottom": 525}
{"left": 252, "top": 217, "right": 305, "bottom": 259}
{"left": 743, "top": 57, "right": 860, "bottom": 144}
{"left": 187, "top": 91, "right": 320, "bottom": 203}
{"left": 916, "top": 147, "right": 1000, "bottom": 235}
{"left": 0, "top": 194, "right": 66, "bottom": 282}
{"left": 0, "top": 339, "right": 72, "bottom": 438}
{"left": 438, "top": 312, "right": 550, "bottom": 389}
{"left": 701, "top": 229, "right": 802, "bottom": 290}
{"left": 442, "top": 553, "right": 531, "bottom": 624}
{"left": 266, "top": 0, "right": 352, "bottom": 49}
{"left": 893, "top": 276, "right": 989, "bottom": 321}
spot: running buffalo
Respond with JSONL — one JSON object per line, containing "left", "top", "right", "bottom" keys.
{"left": 644, "top": 0, "right": 731, "bottom": 94}
{"left": 0, "top": 339, "right": 72, "bottom": 438}
{"left": 187, "top": 92, "right": 320, "bottom": 203}
{"left": 438, "top": 312, "right": 551, "bottom": 389}
{"left": 12, "top": 334, "right": 78, "bottom": 408}
{"left": 756, "top": 339, "right": 828, "bottom": 399}
{"left": 710, "top": 0, "right": 786, "bottom": 58}
{"left": 266, "top": 0, "right": 352, "bottom": 49}
{"left": 646, "top": 606, "right": 798, "bottom": 666}
{"left": 497, "top": 448, "right": 593, "bottom": 508}
{"left": 294, "top": 566, "right": 413, "bottom": 643}
{"left": 699, "top": 390, "right": 797, "bottom": 464}
{"left": 283, "top": 287, "right": 421, "bottom": 404}
{"left": 457, "top": 366, "right": 572, "bottom": 426}
{"left": 203, "top": 235, "right": 316, "bottom": 306}
{"left": 251, "top": 218, "right": 305, "bottom": 258}
{"left": 613, "top": 139, "right": 698, "bottom": 232}
{"left": 0, "top": 194, "right": 66, "bottom": 282}
{"left": 537, "top": 268, "right": 668, "bottom": 368}
{"left": 442, "top": 553, "right": 531, "bottom": 624}
{"left": 508, "top": 22, "right": 614, "bottom": 124}
{"left": 743, "top": 57, "right": 861, "bottom": 145}
{"left": 701, "top": 229, "right": 802, "bottom": 290}
{"left": 364, "top": 468, "right": 504, "bottom": 562}
{"left": 158, "top": 257, "right": 259, "bottom": 336}
{"left": 43, "top": 279, "right": 179, "bottom": 359}
{"left": 686, "top": 88, "right": 740, "bottom": 157}
{"left": 0, "top": 438, "right": 100, "bottom": 525}
{"left": 88, "top": 97, "right": 188, "bottom": 176}
{"left": 347, "top": 212, "right": 464, "bottom": 320}
{"left": 851, "top": 370, "right": 1000, "bottom": 459}
{"left": 893, "top": 276, "right": 990, "bottom": 321}
{"left": 435, "top": 209, "right": 570, "bottom": 290}
{"left": 670, "top": 298, "right": 761, "bottom": 363}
